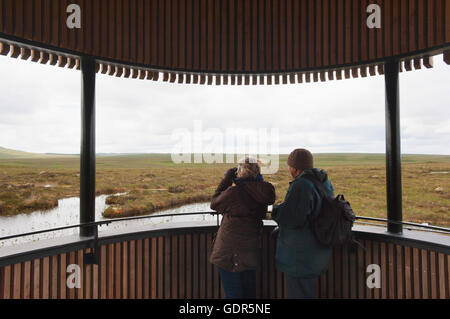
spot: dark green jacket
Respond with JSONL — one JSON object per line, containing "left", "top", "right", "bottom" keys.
{"left": 272, "top": 168, "right": 334, "bottom": 278}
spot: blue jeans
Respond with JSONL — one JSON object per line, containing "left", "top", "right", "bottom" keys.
{"left": 219, "top": 268, "right": 256, "bottom": 299}
{"left": 286, "top": 275, "right": 317, "bottom": 299}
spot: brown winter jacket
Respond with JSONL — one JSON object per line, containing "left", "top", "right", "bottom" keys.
{"left": 209, "top": 175, "right": 276, "bottom": 272}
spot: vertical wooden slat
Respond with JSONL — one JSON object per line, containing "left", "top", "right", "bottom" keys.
{"left": 392, "top": 0, "right": 401, "bottom": 55}
{"left": 193, "top": 0, "right": 200, "bottom": 71}
{"left": 13, "top": 263, "right": 21, "bottom": 299}
{"left": 404, "top": 246, "right": 412, "bottom": 299}
{"left": 136, "top": 239, "right": 143, "bottom": 299}
{"left": 348, "top": 246, "right": 356, "bottom": 299}
{"left": 372, "top": 241, "right": 380, "bottom": 299}
{"left": 143, "top": 238, "right": 150, "bottom": 299}
{"left": 199, "top": 233, "right": 206, "bottom": 299}
{"left": 388, "top": 243, "right": 395, "bottom": 299}
{"left": 412, "top": 248, "right": 421, "bottom": 299}
{"left": 99, "top": 246, "right": 106, "bottom": 299}
{"left": 172, "top": 235, "right": 179, "bottom": 299}
{"left": 409, "top": 0, "right": 417, "bottom": 53}
{"left": 344, "top": 0, "right": 351, "bottom": 64}
{"left": 430, "top": 251, "right": 437, "bottom": 299}
{"left": 384, "top": 0, "right": 393, "bottom": 56}
{"left": 207, "top": 0, "right": 214, "bottom": 70}
{"left": 193, "top": 233, "right": 199, "bottom": 298}
{"left": 396, "top": 245, "right": 404, "bottom": 299}
{"left": 307, "top": 0, "right": 315, "bottom": 68}
{"left": 427, "top": 0, "right": 435, "bottom": 48}
{"left": 186, "top": 233, "right": 192, "bottom": 299}
{"left": 253, "top": 0, "right": 260, "bottom": 71}
{"left": 342, "top": 243, "right": 349, "bottom": 299}
{"left": 115, "top": 242, "right": 121, "bottom": 299}
{"left": 41, "top": 257, "right": 49, "bottom": 299}
{"left": 165, "top": 0, "right": 172, "bottom": 68}
{"left": 236, "top": 0, "right": 244, "bottom": 72}
{"left": 437, "top": 253, "right": 447, "bottom": 299}
{"left": 107, "top": 244, "right": 114, "bottom": 299}
{"left": 84, "top": 251, "right": 91, "bottom": 300}
{"left": 92, "top": 260, "right": 98, "bottom": 300}
{"left": 244, "top": 0, "right": 252, "bottom": 72}
{"left": 179, "top": 234, "right": 186, "bottom": 299}
{"left": 222, "top": 0, "right": 229, "bottom": 72}
{"left": 129, "top": 240, "right": 136, "bottom": 299}
{"left": 51, "top": 256, "right": 58, "bottom": 299}
{"left": 329, "top": 0, "right": 336, "bottom": 66}
{"left": 400, "top": 0, "right": 409, "bottom": 54}
{"left": 164, "top": 236, "right": 171, "bottom": 298}
{"left": 2, "top": 265, "right": 11, "bottom": 299}
{"left": 417, "top": 0, "right": 426, "bottom": 50}
{"left": 59, "top": 253, "right": 67, "bottom": 299}
{"left": 293, "top": 0, "right": 300, "bottom": 69}
{"left": 151, "top": 237, "right": 157, "bottom": 299}
{"left": 380, "top": 242, "right": 387, "bottom": 299}
{"left": 337, "top": 0, "right": 344, "bottom": 65}
{"left": 216, "top": 0, "right": 224, "bottom": 72}
{"left": 23, "top": 261, "right": 31, "bottom": 299}
{"left": 279, "top": 0, "right": 286, "bottom": 71}
{"left": 265, "top": 0, "right": 272, "bottom": 71}
{"left": 421, "top": 249, "right": 429, "bottom": 299}
{"left": 157, "top": 236, "right": 164, "bottom": 299}
{"left": 322, "top": 0, "right": 329, "bottom": 68}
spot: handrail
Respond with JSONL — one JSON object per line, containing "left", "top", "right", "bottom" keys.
{"left": 0, "top": 211, "right": 449, "bottom": 242}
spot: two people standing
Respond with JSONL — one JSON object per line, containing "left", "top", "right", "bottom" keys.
{"left": 209, "top": 149, "right": 334, "bottom": 299}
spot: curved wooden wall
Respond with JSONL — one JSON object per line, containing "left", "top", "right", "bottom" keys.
{"left": 0, "top": 226, "right": 449, "bottom": 299}
{"left": 0, "top": 0, "right": 449, "bottom": 84}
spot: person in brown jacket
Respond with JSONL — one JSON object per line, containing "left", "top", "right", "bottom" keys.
{"left": 209, "top": 157, "right": 276, "bottom": 299}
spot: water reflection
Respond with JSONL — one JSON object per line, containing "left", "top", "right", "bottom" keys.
{"left": 0, "top": 195, "right": 214, "bottom": 248}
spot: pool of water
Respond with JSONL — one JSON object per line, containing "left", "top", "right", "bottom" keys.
{"left": 0, "top": 195, "right": 214, "bottom": 248}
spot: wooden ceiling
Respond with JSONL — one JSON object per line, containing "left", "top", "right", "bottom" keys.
{"left": 0, "top": 0, "right": 449, "bottom": 84}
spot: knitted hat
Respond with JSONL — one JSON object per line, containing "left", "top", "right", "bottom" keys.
{"left": 287, "top": 149, "right": 314, "bottom": 170}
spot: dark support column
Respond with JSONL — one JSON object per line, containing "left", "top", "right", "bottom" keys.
{"left": 80, "top": 56, "right": 96, "bottom": 237}
{"left": 384, "top": 60, "right": 403, "bottom": 234}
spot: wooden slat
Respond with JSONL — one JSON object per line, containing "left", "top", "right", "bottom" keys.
{"left": 438, "top": 253, "right": 447, "bottom": 299}
{"left": 129, "top": 240, "right": 136, "bottom": 299}
{"left": 279, "top": 0, "right": 286, "bottom": 71}
{"left": 136, "top": 239, "right": 143, "bottom": 299}
{"left": 2, "top": 265, "right": 11, "bottom": 299}
{"left": 380, "top": 242, "right": 387, "bottom": 299}
{"left": 372, "top": 241, "right": 380, "bottom": 299}
{"left": 143, "top": 238, "right": 150, "bottom": 299}
{"left": 412, "top": 248, "right": 421, "bottom": 299}
{"left": 404, "top": 246, "right": 412, "bottom": 299}
{"left": 430, "top": 251, "right": 437, "bottom": 299}
{"left": 99, "top": 246, "right": 106, "bottom": 299}
{"left": 164, "top": 236, "right": 171, "bottom": 298}
{"left": 122, "top": 241, "right": 129, "bottom": 299}
{"left": 151, "top": 237, "right": 157, "bottom": 299}
{"left": 344, "top": 0, "right": 351, "bottom": 64}
{"left": 185, "top": 233, "right": 192, "bottom": 299}
{"left": 172, "top": 235, "right": 178, "bottom": 299}
{"left": 396, "top": 245, "right": 404, "bottom": 299}
{"left": 400, "top": 0, "right": 409, "bottom": 54}
{"left": 157, "top": 236, "right": 164, "bottom": 298}
{"left": 107, "top": 244, "right": 114, "bottom": 298}
{"left": 388, "top": 243, "right": 395, "bottom": 299}
{"left": 199, "top": 233, "right": 206, "bottom": 298}
{"left": 421, "top": 249, "right": 429, "bottom": 298}
{"left": 179, "top": 234, "right": 186, "bottom": 299}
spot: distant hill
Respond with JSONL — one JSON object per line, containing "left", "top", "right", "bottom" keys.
{"left": 0, "top": 146, "right": 76, "bottom": 159}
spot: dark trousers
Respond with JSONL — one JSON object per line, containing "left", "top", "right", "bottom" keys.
{"left": 218, "top": 268, "right": 256, "bottom": 299}
{"left": 286, "top": 275, "right": 317, "bottom": 299}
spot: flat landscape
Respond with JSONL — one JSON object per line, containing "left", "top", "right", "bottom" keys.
{"left": 0, "top": 150, "right": 449, "bottom": 227}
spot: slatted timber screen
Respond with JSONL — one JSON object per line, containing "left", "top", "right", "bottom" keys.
{"left": 0, "top": 228, "right": 449, "bottom": 299}
{"left": 0, "top": 0, "right": 449, "bottom": 84}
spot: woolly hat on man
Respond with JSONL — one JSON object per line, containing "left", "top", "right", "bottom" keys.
{"left": 287, "top": 149, "right": 314, "bottom": 171}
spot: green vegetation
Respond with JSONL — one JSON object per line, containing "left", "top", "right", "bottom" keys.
{"left": 0, "top": 152, "right": 448, "bottom": 227}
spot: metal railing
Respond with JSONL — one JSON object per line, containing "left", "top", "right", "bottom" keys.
{"left": 0, "top": 211, "right": 449, "bottom": 242}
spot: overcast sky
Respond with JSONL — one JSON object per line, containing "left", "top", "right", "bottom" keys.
{"left": 0, "top": 53, "right": 449, "bottom": 156}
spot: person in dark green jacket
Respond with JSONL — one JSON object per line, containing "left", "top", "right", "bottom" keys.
{"left": 271, "top": 149, "right": 334, "bottom": 299}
